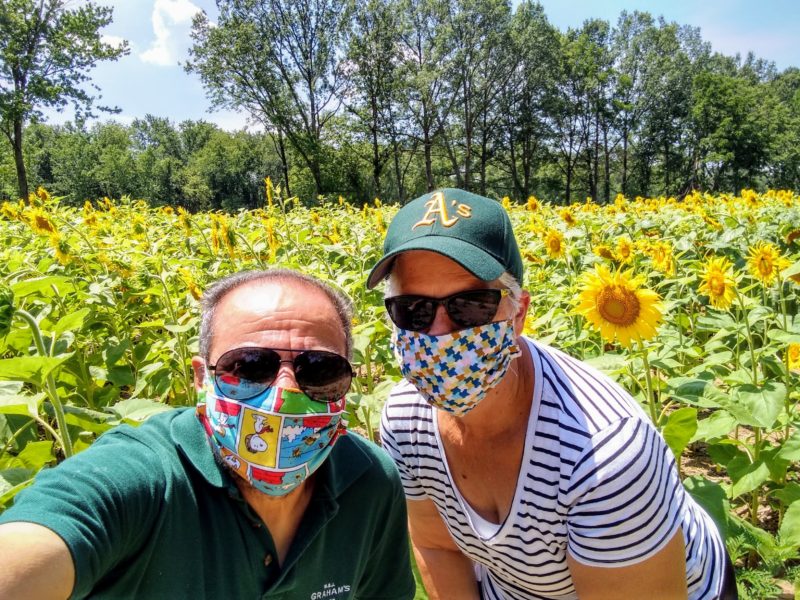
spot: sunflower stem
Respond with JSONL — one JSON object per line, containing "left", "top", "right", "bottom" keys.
{"left": 14, "top": 309, "right": 73, "bottom": 458}
{"left": 736, "top": 289, "right": 759, "bottom": 386}
{"left": 639, "top": 339, "right": 658, "bottom": 427}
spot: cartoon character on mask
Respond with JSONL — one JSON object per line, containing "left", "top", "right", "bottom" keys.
{"left": 197, "top": 379, "right": 347, "bottom": 496}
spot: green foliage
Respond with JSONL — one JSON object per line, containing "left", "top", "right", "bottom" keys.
{"left": 0, "top": 0, "right": 128, "bottom": 198}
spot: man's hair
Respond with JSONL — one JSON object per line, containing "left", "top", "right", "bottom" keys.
{"left": 384, "top": 269, "right": 522, "bottom": 314}
{"left": 198, "top": 269, "right": 354, "bottom": 361}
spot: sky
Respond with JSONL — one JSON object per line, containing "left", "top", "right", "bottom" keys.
{"left": 44, "top": 0, "right": 800, "bottom": 132}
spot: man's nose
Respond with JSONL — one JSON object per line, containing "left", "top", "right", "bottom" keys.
{"left": 273, "top": 361, "right": 300, "bottom": 390}
{"left": 426, "top": 304, "right": 458, "bottom": 336}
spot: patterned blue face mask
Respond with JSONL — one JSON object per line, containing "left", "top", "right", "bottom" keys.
{"left": 391, "top": 319, "right": 521, "bottom": 416}
{"left": 197, "top": 380, "right": 347, "bottom": 496}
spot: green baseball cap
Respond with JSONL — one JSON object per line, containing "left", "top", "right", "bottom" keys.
{"left": 366, "top": 188, "right": 524, "bottom": 289}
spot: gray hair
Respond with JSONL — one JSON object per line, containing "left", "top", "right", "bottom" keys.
{"left": 198, "top": 269, "right": 354, "bottom": 361}
{"left": 384, "top": 269, "right": 522, "bottom": 314}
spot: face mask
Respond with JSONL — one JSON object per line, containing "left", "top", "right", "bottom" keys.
{"left": 197, "top": 379, "right": 347, "bottom": 496}
{"left": 391, "top": 318, "right": 521, "bottom": 416}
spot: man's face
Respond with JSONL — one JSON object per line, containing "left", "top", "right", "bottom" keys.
{"left": 193, "top": 280, "right": 347, "bottom": 391}
{"left": 391, "top": 250, "right": 528, "bottom": 336}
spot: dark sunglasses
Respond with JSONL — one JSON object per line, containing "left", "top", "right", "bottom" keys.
{"left": 207, "top": 347, "right": 354, "bottom": 403}
{"left": 384, "top": 288, "right": 508, "bottom": 333}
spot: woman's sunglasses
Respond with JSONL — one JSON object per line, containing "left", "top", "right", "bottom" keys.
{"left": 208, "top": 347, "right": 354, "bottom": 403}
{"left": 384, "top": 289, "right": 508, "bottom": 333}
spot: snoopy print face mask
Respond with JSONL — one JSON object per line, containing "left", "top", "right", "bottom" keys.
{"left": 391, "top": 318, "right": 521, "bottom": 416}
{"left": 197, "top": 379, "right": 347, "bottom": 496}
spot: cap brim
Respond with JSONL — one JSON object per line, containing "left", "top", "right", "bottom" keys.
{"left": 366, "top": 236, "right": 506, "bottom": 289}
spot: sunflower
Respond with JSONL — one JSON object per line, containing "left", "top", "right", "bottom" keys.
{"left": 651, "top": 241, "right": 675, "bottom": 276}
{"left": 559, "top": 207, "right": 577, "bottom": 227}
{"left": 615, "top": 236, "right": 634, "bottom": 264}
{"left": 594, "top": 244, "right": 615, "bottom": 260}
{"left": 698, "top": 257, "right": 736, "bottom": 310}
{"left": 49, "top": 232, "right": 71, "bottom": 265}
{"left": 788, "top": 343, "right": 800, "bottom": 373}
{"left": 575, "top": 264, "right": 663, "bottom": 348}
{"left": 27, "top": 208, "right": 57, "bottom": 236}
{"left": 747, "top": 241, "right": 784, "bottom": 285}
{"left": 543, "top": 229, "right": 565, "bottom": 259}
{"left": 526, "top": 196, "right": 540, "bottom": 211}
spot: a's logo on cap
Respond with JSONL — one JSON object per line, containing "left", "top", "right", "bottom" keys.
{"left": 412, "top": 191, "right": 472, "bottom": 230}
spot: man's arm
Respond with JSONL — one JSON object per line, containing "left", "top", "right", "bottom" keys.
{"left": 567, "top": 529, "right": 688, "bottom": 600}
{"left": 407, "top": 497, "right": 480, "bottom": 600}
{"left": 0, "top": 522, "right": 75, "bottom": 600}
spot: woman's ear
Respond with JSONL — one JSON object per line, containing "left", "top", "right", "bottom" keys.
{"left": 513, "top": 290, "right": 531, "bottom": 336}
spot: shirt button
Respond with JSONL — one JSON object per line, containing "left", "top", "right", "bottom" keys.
{"left": 264, "top": 554, "right": 273, "bottom": 567}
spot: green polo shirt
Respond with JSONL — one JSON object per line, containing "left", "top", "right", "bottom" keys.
{"left": 0, "top": 408, "right": 415, "bottom": 600}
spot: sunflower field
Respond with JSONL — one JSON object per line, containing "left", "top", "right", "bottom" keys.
{"left": 0, "top": 186, "right": 799, "bottom": 597}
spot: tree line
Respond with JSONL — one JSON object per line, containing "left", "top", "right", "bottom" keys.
{"left": 2, "top": 0, "right": 799, "bottom": 208}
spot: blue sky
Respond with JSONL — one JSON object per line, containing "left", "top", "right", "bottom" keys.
{"left": 46, "top": 0, "right": 800, "bottom": 132}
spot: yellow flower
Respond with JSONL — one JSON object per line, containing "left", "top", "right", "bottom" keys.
{"left": 788, "top": 343, "right": 800, "bottom": 372}
{"left": 49, "top": 232, "right": 71, "bottom": 265}
{"left": 265, "top": 177, "right": 274, "bottom": 208}
{"left": 502, "top": 196, "right": 512, "bottom": 211}
{"left": 559, "top": 207, "right": 576, "bottom": 227}
{"left": 132, "top": 214, "right": 147, "bottom": 238}
{"left": 698, "top": 257, "right": 736, "bottom": 310}
{"left": 747, "top": 241, "right": 783, "bottom": 285}
{"left": 327, "top": 223, "right": 341, "bottom": 245}
{"left": 615, "top": 236, "right": 634, "bottom": 264}
{"left": 594, "top": 244, "right": 615, "bottom": 260}
{"left": 374, "top": 210, "right": 386, "bottom": 234}
{"left": 575, "top": 265, "right": 663, "bottom": 348}
{"left": 651, "top": 241, "right": 675, "bottom": 276}
{"left": 1, "top": 201, "right": 20, "bottom": 220}
{"left": 27, "top": 208, "right": 57, "bottom": 235}
{"left": 179, "top": 268, "right": 203, "bottom": 301}
{"left": 36, "top": 187, "right": 51, "bottom": 203}
{"left": 526, "top": 196, "right": 540, "bottom": 211}
{"left": 543, "top": 229, "right": 565, "bottom": 259}
{"left": 177, "top": 207, "right": 192, "bottom": 236}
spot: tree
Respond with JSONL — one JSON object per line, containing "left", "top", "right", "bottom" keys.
{"left": 188, "top": 0, "right": 351, "bottom": 197}
{"left": 396, "top": 0, "right": 457, "bottom": 191}
{"left": 440, "top": 0, "right": 513, "bottom": 192}
{"left": 343, "top": 0, "right": 402, "bottom": 199}
{"left": 496, "top": 1, "right": 559, "bottom": 199}
{"left": 0, "top": 0, "right": 127, "bottom": 199}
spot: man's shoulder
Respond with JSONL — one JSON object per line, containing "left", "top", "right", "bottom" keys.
{"left": 95, "top": 406, "right": 188, "bottom": 452}
{"left": 334, "top": 432, "right": 399, "bottom": 480}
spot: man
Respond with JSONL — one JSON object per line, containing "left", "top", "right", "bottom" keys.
{"left": 368, "top": 189, "right": 735, "bottom": 600}
{"left": 0, "top": 269, "right": 415, "bottom": 600}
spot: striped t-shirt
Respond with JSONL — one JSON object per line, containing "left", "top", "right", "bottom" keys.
{"left": 380, "top": 338, "right": 726, "bottom": 600}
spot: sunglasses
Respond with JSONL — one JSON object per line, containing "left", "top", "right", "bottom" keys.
{"left": 384, "top": 288, "right": 508, "bottom": 333}
{"left": 207, "top": 347, "right": 354, "bottom": 403}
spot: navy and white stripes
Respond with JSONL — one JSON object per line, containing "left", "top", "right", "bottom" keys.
{"left": 380, "top": 338, "right": 726, "bottom": 600}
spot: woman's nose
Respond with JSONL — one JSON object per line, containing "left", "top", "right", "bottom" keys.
{"left": 426, "top": 304, "right": 458, "bottom": 336}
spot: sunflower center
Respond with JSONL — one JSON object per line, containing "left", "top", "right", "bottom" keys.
{"left": 708, "top": 273, "right": 726, "bottom": 296}
{"left": 549, "top": 239, "right": 561, "bottom": 253}
{"left": 596, "top": 285, "right": 641, "bottom": 326}
{"left": 757, "top": 256, "right": 772, "bottom": 276}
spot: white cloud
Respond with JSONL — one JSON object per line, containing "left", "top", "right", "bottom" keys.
{"left": 140, "top": 0, "right": 202, "bottom": 67}
{"left": 101, "top": 35, "right": 128, "bottom": 51}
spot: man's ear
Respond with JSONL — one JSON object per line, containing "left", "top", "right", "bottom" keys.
{"left": 513, "top": 290, "right": 531, "bottom": 336}
{"left": 191, "top": 356, "right": 207, "bottom": 391}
